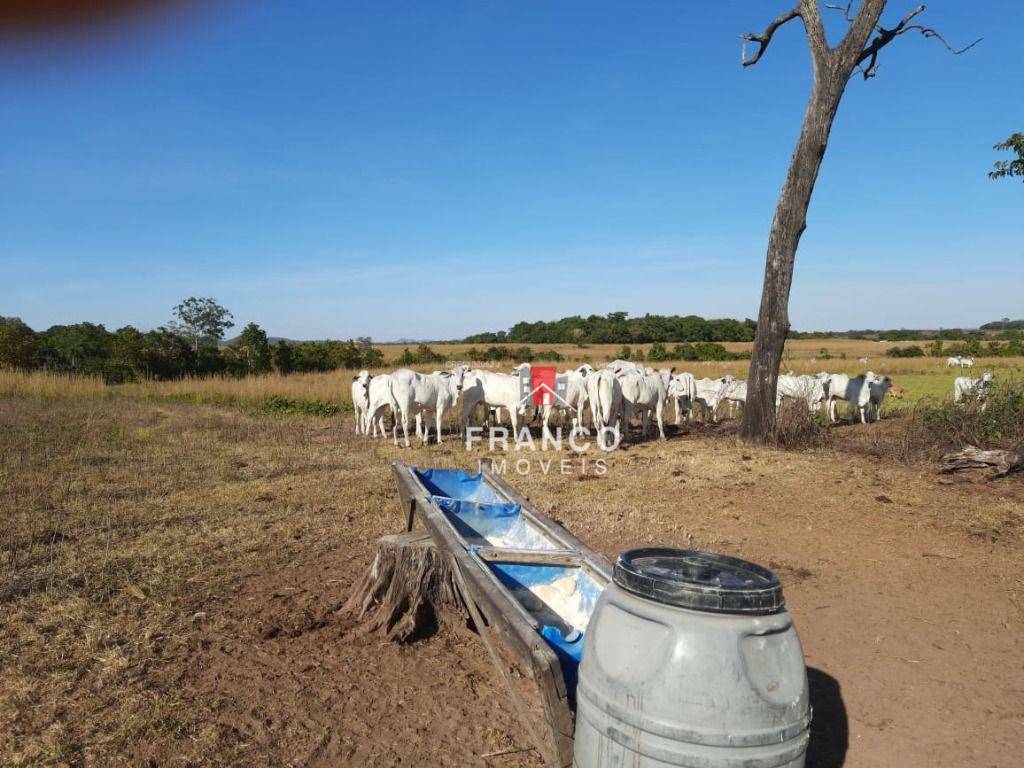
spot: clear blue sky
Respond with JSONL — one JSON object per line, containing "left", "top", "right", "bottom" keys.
{"left": 1, "top": 1, "right": 1021, "bottom": 340}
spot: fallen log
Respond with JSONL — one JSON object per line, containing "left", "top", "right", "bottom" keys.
{"left": 344, "top": 530, "right": 466, "bottom": 642}
{"left": 939, "top": 445, "right": 1024, "bottom": 479}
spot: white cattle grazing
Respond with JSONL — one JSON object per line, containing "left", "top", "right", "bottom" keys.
{"left": 542, "top": 364, "right": 593, "bottom": 433}
{"left": 667, "top": 372, "right": 697, "bottom": 425}
{"left": 716, "top": 377, "right": 747, "bottom": 417}
{"left": 865, "top": 376, "right": 901, "bottom": 422}
{"left": 351, "top": 370, "right": 372, "bottom": 434}
{"left": 776, "top": 374, "right": 825, "bottom": 413}
{"left": 946, "top": 356, "right": 962, "bottom": 368}
{"left": 390, "top": 366, "right": 469, "bottom": 447}
{"left": 586, "top": 368, "right": 624, "bottom": 450}
{"left": 693, "top": 377, "right": 727, "bottom": 422}
{"left": 461, "top": 369, "right": 525, "bottom": 436}
{"left": 824, "top": 372, "right": 873, "bottom": 424}
{"left": 960, "top": 357, "right": 975, "bottom": 368}
{"left": 605, "top": 359, "right": 646, "bottom": 375}
{"left": 364, "top": 373, "right": 398, "bottom": 441}
{"left": 954, "top": 372, "right": 993, "bottom": 404}
{"left": 616, "top": 367, "right": 668, "bottom": 441}
{"left": 858, "top": 356, "right": 869, "bottom": 364}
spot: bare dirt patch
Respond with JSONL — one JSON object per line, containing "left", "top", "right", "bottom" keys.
{"left": 2, "top": 397, "right": 1022, "bottom": 767}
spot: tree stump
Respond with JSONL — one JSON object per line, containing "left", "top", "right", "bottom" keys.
{"left": 940, "top": 445, "right": 1024, "bottom": 479}
{"left": 344, "top": 530, "right": 466, "bottom": 642}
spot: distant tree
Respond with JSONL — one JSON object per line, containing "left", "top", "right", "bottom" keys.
{"left": 0, "top": 317, "right": 38, "bottom": 369}
{"left": 989, "top": 133, "right": 1024, "bottom": 182}
{"left": 233, "top": 322, "right": 272, "bottom": 374}
{"left": 38, "top": 322, "right": 112, "bottom": 372}
{"left": 168, "top": 297, "right": 234, "bottom": 354}
{"left": 273, "top": 340, "right": 294, "bottom": 375}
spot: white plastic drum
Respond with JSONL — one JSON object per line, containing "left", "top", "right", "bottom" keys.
{"left": 574, "top": 548, "right": 810, "bottom": 768}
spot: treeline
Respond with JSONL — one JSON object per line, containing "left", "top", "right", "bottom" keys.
{"left": 464, "top": 312, "right": 758, "bottom": 345}
{"left": 0, "top": 297, "right": 384, "bottom": 383}
{"left": 463, "top": 312, "right": 1024, "bottom": 344}
{"left": 886, "top": 338, "right": 1024, "bottom": 359}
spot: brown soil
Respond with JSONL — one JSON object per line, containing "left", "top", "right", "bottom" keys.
{"left": 3, "top": 399, "right": 1022, "bottom": 767}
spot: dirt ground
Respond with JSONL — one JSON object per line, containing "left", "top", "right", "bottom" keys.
{"left": 2, "top": 398, "right": 1022, "bottom": 767}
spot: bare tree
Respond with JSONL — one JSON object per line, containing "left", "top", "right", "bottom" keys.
{"left": 739, "top": 1, "right": 980, "bottom": 441}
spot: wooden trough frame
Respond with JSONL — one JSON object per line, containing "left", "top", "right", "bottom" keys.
{"left": 391, "top": 461, "right": 613, "bottom": 768}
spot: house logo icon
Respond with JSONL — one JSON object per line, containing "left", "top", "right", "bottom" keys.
{"left": 518, "top": 365, "right": 570, "bottom": 408}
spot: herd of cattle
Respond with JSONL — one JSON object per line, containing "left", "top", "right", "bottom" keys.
{"left": 347, "top": 360, "right": 995, "bottom": 450}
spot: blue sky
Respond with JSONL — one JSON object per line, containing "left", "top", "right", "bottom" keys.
{"left": 1, "top": 1, "right": 1021, "bottom": 340}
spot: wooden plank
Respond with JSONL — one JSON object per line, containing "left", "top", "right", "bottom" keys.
{"left": 475, "top": 548, "right": 583, "bottom": 566}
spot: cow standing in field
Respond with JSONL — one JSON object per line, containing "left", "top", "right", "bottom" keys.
{"left": 615, "top": 366, "right": 669, "bottom": 441}
{"left": 947, "top": 356, "right": 962, "bottom": 368}
{"left": 716, "top": 376, "right": 747, "bottom": 419}
{"left": 667, "top": 372, "right": 698, "bottom": 425}
{"left": 390, "top": 365, "right": 470, "bottom": 447}
{"left": 865, "top": 376, "right": 902, "bottom": 422}
{"left": 954, "top": 372, "right": 993, "bottom": 406}
{"left": 587, "top": 368, "right": 624, "bottom": 450}
{"left": 824, "top": 372, "right": 873, "bottom": 424}
{"left": 541, "top": 364, "right": 593, "bottom": 434}
{"left": 776, "top": 373, "right": 826, "bottom": 413}
{"left": 351, "top": 370, "right": 372, "bottom": 435}
{"left": 461, "top": 369, "right": 526, "bottom": 437}
{"left": 960, "top": 357, "right": 975, "bottom": 369}
{"left": 364, "top": 373, "right": 398, "bottom": 441}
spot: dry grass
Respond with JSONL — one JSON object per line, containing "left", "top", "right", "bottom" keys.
{"left": 0, "top": 370, "right": 108, "bottom": 399}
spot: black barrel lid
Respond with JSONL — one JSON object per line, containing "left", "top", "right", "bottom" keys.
{"left": 613, "top": 548, "right": 784, "bottom": 615}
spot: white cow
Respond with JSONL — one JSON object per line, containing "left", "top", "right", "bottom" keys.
{"left": 616, "top": 367, "right": 668, "bottom": 441}
{"left": 390, "top": 366, "right": 470, "bottom": 447}
{"left": 946, "top": 356, "right": 962, "bottom": 368}
{"left": 824, "top": 372, "right": 873, "bottom": 424}
{"left": 461, "top": 369, "right": 526, "bottom": 436}
{"left": 541, "top": 364, "right": 593, "bottom": 433}
{"left": 364, "top": 373, "right": 398, "bottom": 441}
{"left": 865, "top": 376, "right": 902, "bottom": 422}
{"left": 954, "top": 372, "right": 993, "bottom": 405}
{"left": 716, "top": 377, "right": 747, "bottom": 418}
{"left": 693, "top": 377, "right": 728, "bottom": 422}
{"left": 605, "top": 359, "right": 646, "bottom": 375}
{"left": 960, "top": 357, "right": 975, "bottom": 369}
{"left": 858, "top": 356, "right": 869, "bottom": 364}
{"left": 586, "top": 368, "right": 624, "bottom": 450}
{"left": 351, "top": 370, "right": 372, "bottom": 434}
{"left": 667, "top": 372, "right": 697, "bottom": 425}
{"left": 777, "top": 374, "right": 826, "bottom": 413}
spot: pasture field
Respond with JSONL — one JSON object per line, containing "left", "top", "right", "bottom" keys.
{"left": 2, "top": 373, "right": 1023, "bottom": 767}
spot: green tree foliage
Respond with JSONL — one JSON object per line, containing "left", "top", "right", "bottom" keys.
{"left": 885, "top": 345, "right": 926, "bottom": 358}
{"left": 989, "top": 133, "right": 1024, "bottom": 182}
{"left": 471, "top": 312, "right": 758, "bottom": 345}
{"left": 168, "top": 297, "right": 235, "bottom": 353}
{"left": 230, "top": 322, "right": 272, "bottom": 374}
{"left": 0, "top": 317, "right": 38, "bottom": 369}
{"left": 273, "top": 340, "right": 294, "bottom": 375}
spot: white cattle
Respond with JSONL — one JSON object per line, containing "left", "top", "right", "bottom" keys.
{"left": 960, "top": 357, "right": 975, "bottom": 368}
{"left": 541, "top": 364, "right": 593, "bottom": 433}
{"left": 858, "top": 356, "right": 869, "bottom": 364}
{"left": 954, "top": 372, "right": 993, "bottom": 404}
{"left": 693, "top": 377, "right": 727, "bottom": 422}
{"left": 390, "top": 366, "right": 469, "bottom": 447}
{"left": 776, "top": 373, "right": 826, "bottom": 413}
{"left": 461, "top": 369, "right": 526, "bottom": 436}
{"left": 586, "top": 368, "right": 624, "bottom": 450}
{"left": 865, "top": 376, "right": 902, "bottom": 422}
{"left": 351, "top": 370, "right": 372, "bottom": 434}
{"left": 946, "top": 356, "right": 962, "bottom": 368}
{"left": 667, "top": 372, "right": 697, "bottom": 425}
{"left": 364, "top": 373, "right": 398, "bottom": 441}
{"left": 605, "top": 359, "right": 646, "bottom": 375}
{"left": 717, "top": 377, "right": 747, "bottom": 418}
{"left": 616, "top": 367, "right": 668, "bottom": 440}
{"left": 824, "top": 372, "right": 873, "bottom": 424}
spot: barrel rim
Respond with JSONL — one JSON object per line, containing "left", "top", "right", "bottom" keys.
{"left": 613, "top": 547, "right": 785, "bottom": 615}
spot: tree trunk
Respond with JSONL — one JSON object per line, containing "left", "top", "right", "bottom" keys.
{"left": 344, "top": 530, "right": 466, "bottom": 642}
{"left": 741, "top": 73, "right": 845, "bottom": 442}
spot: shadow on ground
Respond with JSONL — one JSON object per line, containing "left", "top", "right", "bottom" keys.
{"left": 807, "top": 667, "right": 849, "bottom": 768}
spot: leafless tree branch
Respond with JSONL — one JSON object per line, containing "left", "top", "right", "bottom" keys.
{"left": 826, "top": 3, "right": 982, "bottom": 79}
{"left": 740, "top": 7, "right": 801, "bottom": 67}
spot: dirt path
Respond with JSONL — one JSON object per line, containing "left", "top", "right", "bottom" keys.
{"left": 178, "top": 425, "right": 1023, "bottom": 768}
